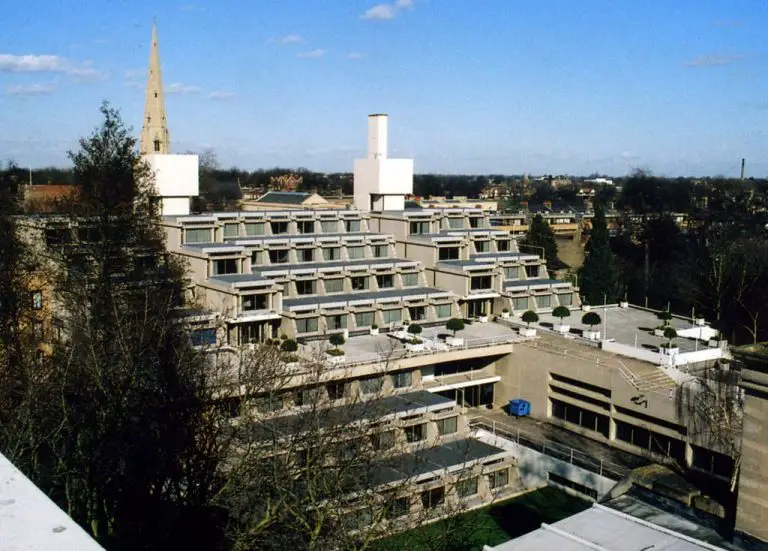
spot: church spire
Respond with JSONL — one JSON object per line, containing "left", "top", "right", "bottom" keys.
{"left": 140, "top": 20, "right": 170, "bottom": 155}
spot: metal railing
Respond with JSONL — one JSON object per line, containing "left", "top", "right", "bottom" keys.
{"left": 469, "top": 415, "right": 630, "bottom": 481}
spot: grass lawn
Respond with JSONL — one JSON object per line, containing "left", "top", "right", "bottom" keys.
{"left": 371, "top": 486, "right": 591, "bottom": 551}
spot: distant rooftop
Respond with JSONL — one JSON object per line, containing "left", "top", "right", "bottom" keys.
{"left": 255, "top": 191, "right": 319, "bottom": 205}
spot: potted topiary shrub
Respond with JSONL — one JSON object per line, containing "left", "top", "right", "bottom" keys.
{"left": 581, "top": 311, "right": 602, "bottom": 340}
{"left": 654, "top": 310, "right": 673, "bottom": 337}
{"left": 327, "top": 333, "right": 346, "bottom": 364}
{"left": 370, "top": 323, "right": 379, "bottom": 336}
{"left": 405, "top": 323, "right": 424, "bottom": 352}
{"left": 445, "top": 317, "right": 465, "bottom": 347}
{"left": 477, "top": 310, "right": 489, "bottom": 323}
{"left": 581, "top": 300, "right": 591, "bottom": 313}
{"left": 552, "top": 305, "right": 572, "bottom": 333}
{"left": 660, "top": 327, "right": 679, "bottom": 355}
{"left": 501, "top": 308, "right": 510, "bottom": 319}
{"left": 279, "top": 338, "right": 300, "bottom": 364}
{"left": 520, "top": 310, "right": 538, "bottom": 337}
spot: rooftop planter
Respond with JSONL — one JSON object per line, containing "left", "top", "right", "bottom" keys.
{"left": 520, "top": 310, "right": 538, "bottom": 337}
{"left": 660, "top": 327, "right": 678, "bottom": 355}
{"left": 477, "top": 312, "right": 489, "bottom": 324}
{"left": 327, "top": 333, "right": 346, "bottom": 364}
{"left": 501, "top": 308, "right": 510, "bottom": 319}
{"left": 370, "top": 324, "right": 379, "bottom": 336}
{"left": 581, "top": 311, "right": 602, "bottom": 340}
{"left": 445, "top": 318, "right": 465, "bottom": 347}
{"left": 406, "top": 323, "right": 425, "bottom": 352}
{"left": 552, "top": 305, "right": 572, "bottom": 333}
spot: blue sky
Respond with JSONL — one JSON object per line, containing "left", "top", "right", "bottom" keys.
{"left": 1, "top": 0, "right": 767, "bottom": 176}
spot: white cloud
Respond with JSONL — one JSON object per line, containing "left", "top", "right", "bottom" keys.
{"left": 166, "top": 82, "right": 201, "bottom": 94}
{"left": 5, "top": 83, "right": 57, "bottom": 96}
{"left": 298, "top": 49, "right": 327, "bottom": 59}
{"left": 685, "top": 53, "right": 745, "bottom": 67}
{"left": 0, "top": 54, "right": 67, "bottom": 72}
{"left": 269, "top": 34, "right": 304, "bottom": 45}
{"left": 208, "top": 90, "right": 235, "bottom": 100}
{"left": 67, "top": 61, "right": 108, "bottom": 82}
{"left": 361, "top": 0, "right": 415, "bottom": 20}
{"left": 347, "top": 52, "right": 367, "bottom": 60}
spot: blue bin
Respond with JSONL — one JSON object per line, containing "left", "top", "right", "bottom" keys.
{"left": 508, "top": 399, "right": 530, "bottom": 417}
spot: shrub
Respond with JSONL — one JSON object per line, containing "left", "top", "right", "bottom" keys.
{"left": 552, "top": 306, "right": 571, "bottom": 321}
{"left": 581, "top": 312, "right": 601, "bottom": 328}
{"left": 657, "top": 310, "right": 673, "bottom": 326}
{"left": 327, "top": 348, "right": 345, "bottom": 356}
{"left": 663, "top": 327, "right": 678, "bottom": 342}
{"left": 281, "top": 353, "right": 300, "bottom": 363}
{"left": 371, "top": 324, "right": 378, "bottom": 330}
{"left": 502, "top": 308, "right": 509, "bottom": 313}
{"left": 407, "top": 323, "right": 422, "bottom": 336}
{"left": 408, "top": 338, "right": 422, "bottom": 345}
{"left": 446, "top": 318, "right": 465, "bottom": 336}
{"left": 280, "top": 339, "right": 298, "bottom": 353}
{"left": 329, "top": 333, "right": 345, "bottom": 348}
{"left": 521, "top": 310, "right": 539, "bottom": 326}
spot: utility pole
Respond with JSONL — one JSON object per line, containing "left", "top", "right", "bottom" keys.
{"left": 741, "top": 158, "right": 746, "bottom": 180}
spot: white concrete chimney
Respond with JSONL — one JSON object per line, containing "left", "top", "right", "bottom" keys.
{"left": 368, "top": 114, "right": 388, "bottom": 159}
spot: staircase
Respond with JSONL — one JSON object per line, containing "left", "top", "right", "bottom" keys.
{"left": 633, "top": 369, "right": 677, "bottom": 393}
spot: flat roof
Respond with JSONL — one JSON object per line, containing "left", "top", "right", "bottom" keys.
{"left": 504, "top": 278, "right": 566, "bottom": 289}
{"left": 373, "top": 438, "right": 507, "bottom": 485}
{"left": 283, "top": 287, "right": 453, "bottom": 309}
{"left": 255, "top": 191, "right": 314, "bottom": 204}
{"left": 487, "top": 500, "right": 730, "bottom": 551}
{"left": 254, "top": 258, "right": 420, "bottom": 275}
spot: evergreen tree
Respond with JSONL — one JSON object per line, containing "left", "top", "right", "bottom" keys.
{"left": 525, "top": 214, "right": 560, "bottom": 273}
{"left": 580, "top": 202, "right": 623, "bottom": 305}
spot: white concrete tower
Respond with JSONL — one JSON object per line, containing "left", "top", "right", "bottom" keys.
{"left": 140, "top": 20, "right": 170, "bottom": 155}
{"left": 353, "top": 114, "right": 413, "bottom": 211}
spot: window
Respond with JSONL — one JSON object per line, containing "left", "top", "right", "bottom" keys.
{"left": 327, "top": 314, "right": 347, "bottom": 330}
{"left": 436, "top": 416, "right": 458, "bottom": 435}
{"left": 391, "top": 370, "right": 412, "bottom": 389}
{"left": 558, "top": 293, "right": 573, "bottom": 306}
{"left": 408, "top": 306, "right": 426, "bottom": 321}
{"left": 323, "top": 247, "right": 341, "bottom": 261}
{"left": 448, "top": 218, "right": 464, "bottom": 229}
{"left": 254, "top": 395, "right": 283, "bottom": 413}
{"left": 456, "top": 477, "right": 478, "bottom": 498}
{"left": 327, "top": 382, "right": 346, "bottom": 401}
{"left": 438, "top": 247, "right": 459, "bottom": 261}
{"left": 469, "top": 217, "right": 483, "bottom": 228}
{"left": 404, "top": 423, "right": 425, "bottom": 443}
{"left": 535, "top": 294, "right": 551, "bottom": 308}
{"left": 376, "top": 274, "right": 394, "bottom": 289}
{"left": 298, "top": 248, "right": 314, "bottom": 262}
{"left": 470, "top": 276, "right": 492, "bottom": 290}
{"left": 489, "top": 469, "right": 509, "bottom": 489}
{"left": 512, "top": 296, "right": 529, "bottom": 311}
{"left": 497, "top": 240, "right": 510, "bottom": 251}
{"left": 213, "top": 259, "right": 238, "bottom": 275}
{"left": 270, "top": 221, "right": 288, "bottom": 234}
{"left": 31, "top": 290, "right": 43, "bottom": 310}
{"left": 242, "top": 294, "right": 267, "bottom": 311}
{"left": 382, "top": 308, "right": 401, "bottom": 324}
{"left": 409, "top": 221, "right": 430, "bottom": 235}
{"left": 420, "top": 487, "right": 445, "bottom": 509}
{"left": 435, "top": 304, "right": 452, "bottom": 318}
{"left": 296, "top": 280, "right": 316, "bottom": 295}
{"left": 401, "top": 273, "right": 419, "bottom": 287}
{"left": 185, "top": 228, "right": 212, "bottom": 244}
{"left": 320, "top": 220, "right": 338, "bottom": 233}
{"left": 385, "top": 497, "right": 409, "bottom": 519}
{"left": 223, "top": 223, "right": 239, "bottom": 237}
{"left": 324, "top": 278, "right": 344, "bottom": 293}
{"left": 191, "top": 328, "right": 216, "bottom": 347}
{"left": 297, "top": 220, "right": 315, "bottom": 234}
{"left": 296, "top": 317, "right": 319, "bottom": 334}
{"left": 373, "top": 245, "right": 388, "bottom": 258}
{"left": 360, "top": 376, "right": 383, "bottom": 395}
{"left": 153, "top": 139, "right": 161, "bottom": 152}
{"left": 504, "top": 267, "right": 520, "bottom": 280}
{"left": 269, "top": 249, "right": 289, "bottom": 264}
{"left": 355, "top": 311, "right": 374, "bottom": 327}
{"left": 474, "top": 240, "right": 490, "bottom": 253}
{"left": 525, "top": 264, "right": 540, "bottom": 278}
{"left": 345, "top": 219, "right": 361, "bottom": 232}
{"left": 244, "top": 222, "right": 265, "bottom": 236}
{"left": 251, "top": 251, "right": 264, "bottom": 265}
{"left": 295, "top": 387, "right": 323, "bottom": 407}
{"left": 351, "top": 276, "right": 369, "bottom": 291}
{"left": 32, "top": 321, "right": 44, "bottom": 341}
{"left": 347, "top": 246, "right": 365, "bottom": 259}
{"left": 372, "top": 430, "right": 394, "bottom": 450}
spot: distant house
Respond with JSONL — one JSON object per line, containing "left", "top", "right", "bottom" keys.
{"left": 244, "top": 191, "right": 330, "bottom": 211}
